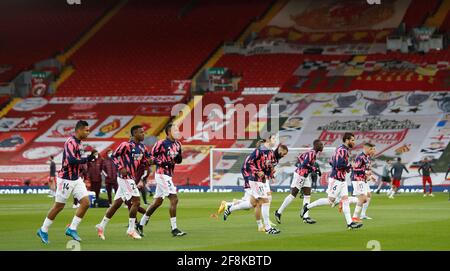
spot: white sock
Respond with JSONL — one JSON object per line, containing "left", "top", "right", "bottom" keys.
{"left": 303, "top": 195, "right": 311, "bottom": 218}
{"left": 353, "top": 205, "right": 362, "bottom": 218}
{"left": 361, "top": 198, "right": 370, "bottom": 217}
{"left": 41, "top": 217, "right": 53, "bottom": 233}
{"left": 128, "top": 218, "right": 136, "bottom": 232}
{"left": 278, "top": 194, "right": 295, "bottom": 214}
{"left": 99, "top": 216, "right": 110, "bottom": 229}
{"left": 307, "top": 198, "right": 330, "bottom": 209}
{"left": 256, "top": 219, "right": 263, "bottom": 229}
{"left": 170, "top": 217, "right": 177, "bottom": 230}
{"left": 69, "top": 216, "right": 82, "bottom": 231}
{"left": 342, "top": 199, "right": 352, "bottom": 225}
{"left": 230, "top": 200, "right": 252, "bottom": 212}
{"left": 261, "top": 203, "right": 271, "bottom": 230}
{"left": 140, "top": 214, "right": 149, "bottom": 226}
{"left": 348, "top": 196, "right": 359, "bottom": 204}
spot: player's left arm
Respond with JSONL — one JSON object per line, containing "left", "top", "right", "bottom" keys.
{"left": 430, "top": 165, "right": 436, "bottom": 175}
{"left": 174, "top": 141, "right": 183, "bottom": 164}
{"left": 403, "top": 164, "right": 409, "bottom": 174}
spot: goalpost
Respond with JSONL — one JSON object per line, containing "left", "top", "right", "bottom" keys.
{"left": 209, "top": 147, "right": 337, "bottom": 191}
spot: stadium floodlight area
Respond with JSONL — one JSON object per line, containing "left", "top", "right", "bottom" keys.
{"left": 209, "top": 147, "right": 337, "bottom": 191}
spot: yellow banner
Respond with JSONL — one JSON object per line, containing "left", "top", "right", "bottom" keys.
{"left": 114, "top": 115, "right": 170, "bottom": 138}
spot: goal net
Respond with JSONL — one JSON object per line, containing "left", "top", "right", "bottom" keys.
{"left": 209, "top": 147, "right": 336, "bottom": 191}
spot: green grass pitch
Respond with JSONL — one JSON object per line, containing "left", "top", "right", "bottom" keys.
{"left": 1, "top": 192, "right": 450, "bottom": 251}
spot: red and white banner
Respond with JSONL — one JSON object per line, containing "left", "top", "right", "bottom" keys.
{"left": 35, "top": 119, "right": 98, "bottom": 142}
{"left": 89, "top": 115, "right": 133, "bottom": 139}
{"left": 0, "top": 132, "right": 37, "bottom": 152}
{"left": 12, "top": 142, "right": 64, "bottom": 164}
{"left": 318, "top": 129, "right": 409, "bottom": 157}
{"left": 268, "top": 0, "right": 411, "bottom": 32}
{"left": 0, "top": 118, "right": 25, "bottom": 132}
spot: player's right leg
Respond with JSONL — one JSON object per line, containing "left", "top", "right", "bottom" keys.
{"left": 351, "top": 181, "right": 365, "bottom": 222}
{"left": 140, "top": 197, "right": 163, "bottom": 229}
{"left": 275, "top": 173, "right": 302, "bottom": 224}
{"left": 37, "top": 202, "right": 65, "bottom": 244}
{"left": 252, "top": 197, "right": 264, "bottom": 232}
{"left": 251, "top": 181, "right": 280, "bottom": 234}
{"left": 301, "top": 186, "right": 317, "bottom": 224}
{"left": 428, "top": 177, "right": 434, "bottom": 196}
{"left": 422, "top": 177, "right": 427, "bottom": 197}
{"left": 140, "top": 173, "right": 168, "bottom": 228}
{"left": 275, "top": 187, "right": 298, "bottom": 224}
{"left": 260, "top": 197, "right": 280, "bottom": 234}
{"left": 223, "top": 180, "right": 251, "bottom": 220}
{"left": 338, "top": 184, "right": 363, "bottom": 230}
{"left": 224, "top": 188, "right": 253, "bottom": 220}
{"left": 64, "top": 178, "right": 91, "bottom": 242}
{"left": 168, "top": 194, "right": 186, "bottom": 237}
{"left": 301, "top": 178, "right": 337, "bottom": 218}
{"left": 65, "top": 195, "right": 90, "bottom": 242}
{"left": 96, "top": 197, "right": 124, "bottom": 240}
{"left": 127, "top": 196, "right": 142, "bottom": 239}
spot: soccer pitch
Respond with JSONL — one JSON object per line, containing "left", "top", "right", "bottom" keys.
{"left": 1, "top": 192, "right": 450, "bottom": 251}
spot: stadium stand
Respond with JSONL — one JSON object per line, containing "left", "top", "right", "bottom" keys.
{"left": 0, "top": 0, "right": 114, "bottom": 83}
{"left": 56, "top": 0, "right": 273, "bottom": 96}
{"left": 402, "top": 0, "right": 441, "bottom": 30}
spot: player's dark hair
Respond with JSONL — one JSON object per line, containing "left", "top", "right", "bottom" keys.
{"left": 130, "top": 125, "right": 143, "bottom": 136}
{"left": 364, "top": 142, "right": 375, "bottom": 148}
{"left": 343, "top": 132, "right": 354, "bottom": 143}
{"left": 75, "top": 120, "right": 89, "bottom": 131}
{"left": 165, "top": 123, "right": 173, "bottom": 135}
{"left": 278, "top": 144, "right": 288, "bottom": 153}
{"left": 313, "top": 139, "right": 322, "bottom": 149}
{"left": 50, "top": 156, "right": 54, "bottom": 160}
{"left": 397, "top": 157, "right": 401, "bottom": 162}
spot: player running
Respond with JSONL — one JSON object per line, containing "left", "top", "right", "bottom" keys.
{"left": 418, "top": 158, "right": 436, "bottom": 197}
{"left": 275, "top": 139, "right": 324, "bottom": 225}
{"left": 95, "top": 125, "right": 149, "bottom": 240}
{"left": 300, "top": 133, "right": 362, "bottom": 230}
{"left": 139, "top": 123, "right": 186, "bottom": 237}
{"left": 350, "top": 142, "right": 376, "bottom": 222}
{"left": 37, "top": 120, "right": 95, "bottom": 244}
{"left": 226, "top": 139, "right": 288, "bottom": 234}
{"left": 388, "top": 157, "right": 409, "bottom": 199}
{"left": 221, "top": 135, "right": 280, "bottom": 228}
{"left": 375, "top": 159, "right": 391, "bottom": 194}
